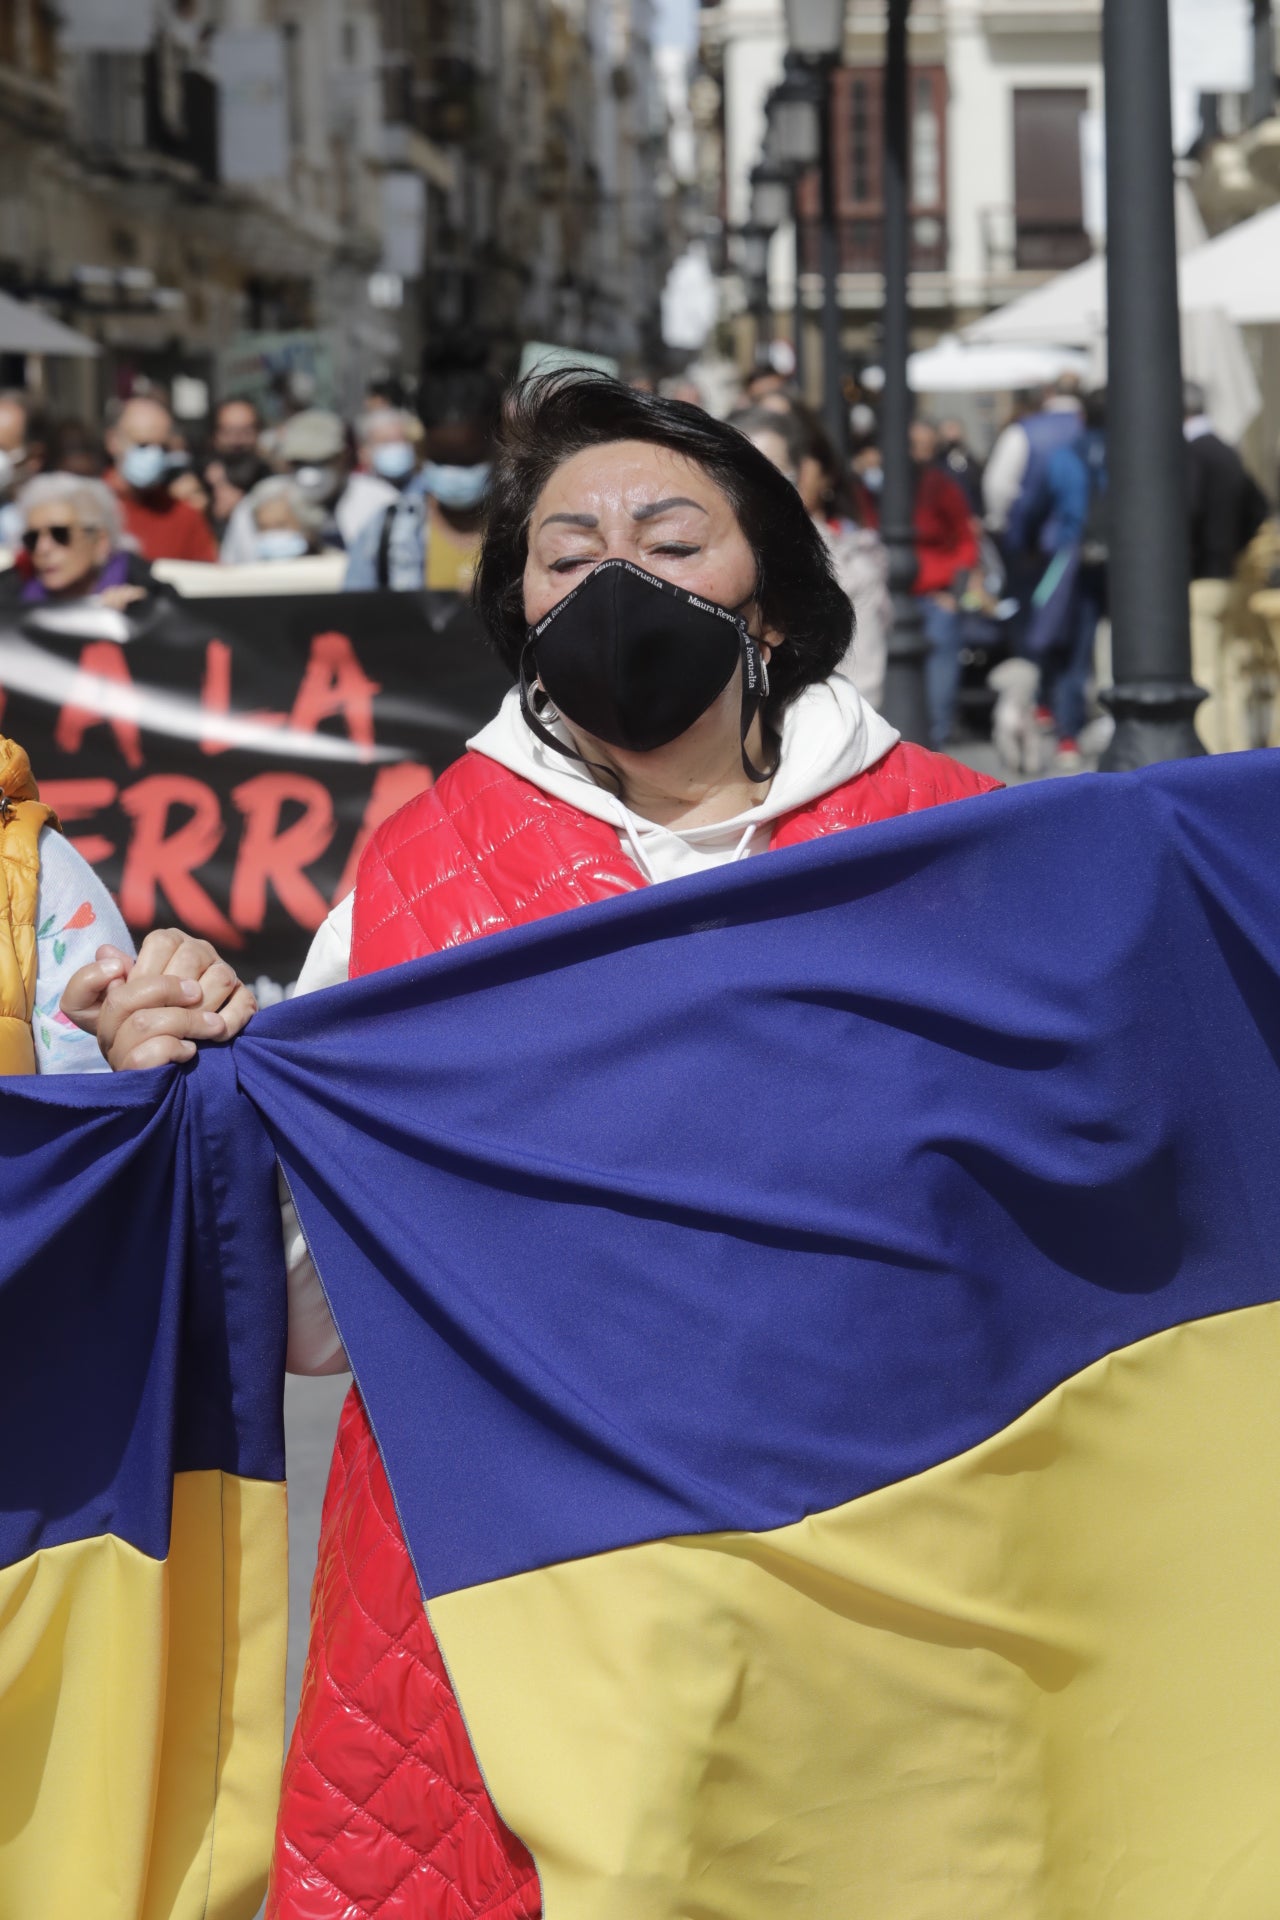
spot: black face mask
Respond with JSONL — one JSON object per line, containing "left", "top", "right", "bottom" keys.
{"left": 519, "top": 558, "right": 774, "bottom": 783}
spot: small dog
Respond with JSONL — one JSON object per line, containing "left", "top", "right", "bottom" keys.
{"left": 988, "top": 657, "right": 1048, "bottom": 777}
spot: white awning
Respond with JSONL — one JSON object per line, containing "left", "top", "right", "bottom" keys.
{"left": 962, "top": 186, "right": 1262, "bottom": 443}
{"left": 0, "top": 289, "right": 100, "bottom": 358}
{"left": 1177, "top": 201, "right": 1280, "bottom": 326}
{"left": 906, "top": 337, "right": 1089, "bottom": 394}
{"left": 962, "top": 260, "right": 1105, "bottom": 351}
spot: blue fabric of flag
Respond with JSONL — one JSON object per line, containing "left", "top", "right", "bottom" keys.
{"left": 0, "top": 1056, "right": 286, "bottom": 1565}
{"left": 1, "top": 754, "right": 1278, "bottom": 1599}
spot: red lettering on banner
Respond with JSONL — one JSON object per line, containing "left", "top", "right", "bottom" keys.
{"left": 288, "top": 631, "right": 381, "bottom": 756}
{"left": 230, "top": 773, "right": 335, "bottom": 933}
{"left": 54, "top": 642, "right": 144, "bottom": 769}
{"left": 199, "top": 638, "right": 287, "bottom": 753}
{"left": 331, "top": 762, "right": 435, "bottom": 904}
{"left": 38, "top": 778, "right": 119, "bottom": 866}
{"left": 119, "top": 775, "right": 241, "bottom": 947}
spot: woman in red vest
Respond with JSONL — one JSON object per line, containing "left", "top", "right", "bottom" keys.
{"left": 84, "top": 372, "right": 997, "bottom": 1918}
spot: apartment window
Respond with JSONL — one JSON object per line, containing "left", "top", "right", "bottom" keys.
{"left": 77, "top": 52, "right": 147, "bottom": 154}
{"left": 1013, "top": 89, "right": 1091, "bottom": 271}
{"left": 797, "top": 65, "right": 947, "bottom": 274}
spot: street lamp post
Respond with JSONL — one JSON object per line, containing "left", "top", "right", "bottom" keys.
{"left": 766, "top": 60, "right": 823, "bottom": 402}
{"left": 878, "top": 0, "right": 930, "bottom": 744}
{"left": 737, "top": 223, "right": 773, "bottom": 357}
{"left": 749, "top": 161, "right": 790, "bottom": 357}
{"left": 782, "top": 0, "right": 847, "bottom": 464}
{"left": 1098, "top": 0, "right": 1204, "bottom": 768}
{"left": 1251, "top": 0, "right": 1274, "bottom": 126}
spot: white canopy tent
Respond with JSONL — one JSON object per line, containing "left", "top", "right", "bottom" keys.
{"left": 1177, "top": 200, "right": 1280, "bottom": 325}
{"left": 0, "top": 289, "right": 99, "bottom": 358}
{"left": 962, "top": 184, "right": 1261, "bottom": 446}
{"left": 904, "top": 338, "right": 1089, "bottom": 395}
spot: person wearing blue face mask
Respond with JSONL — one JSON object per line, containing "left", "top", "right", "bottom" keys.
{"left": 344, "top": 352, "right": 502, "bottom": 594}
{"left": 104, "top": 394, "right": 219, "bottom": 565}
{"left": 242, "top": 476, "right": 327, "bottom": 564}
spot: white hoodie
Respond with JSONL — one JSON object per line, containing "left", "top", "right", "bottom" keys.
{"left": 284, "top": 675, "right": 899, "bottom": 1370}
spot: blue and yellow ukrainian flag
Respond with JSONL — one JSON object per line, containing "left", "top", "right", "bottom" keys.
{"left": 3, "top": 753, "right": 1280, "bottom": 1916}
{"left": 0, "top": 1064, "right": 287, "bottom": 1918}
{"left": 242, "top": 754, "right": 1280, "bottom": 1917}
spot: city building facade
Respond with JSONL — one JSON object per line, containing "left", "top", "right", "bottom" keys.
{"left": 698, "top": 0, "right": 1105, "bottom": 371}
{"left": 0, "top": 0, "right": 682, "bottom": 426}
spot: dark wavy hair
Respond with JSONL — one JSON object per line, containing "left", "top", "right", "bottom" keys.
{"left": 472, "top": 371, "right": 854, "bottom": 723}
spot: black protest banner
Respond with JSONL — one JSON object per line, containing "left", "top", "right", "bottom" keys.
{"left": 0, "top": 590, "right": 514, "bottom": 989}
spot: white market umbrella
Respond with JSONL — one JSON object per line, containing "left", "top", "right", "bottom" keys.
{"left": 906, "top": 336, "right": 1089, "bottom": 394}
{"left": 0, "top": 288, "right": 99, "bottom": 358}
{"left": 963, "top": 260, "right": 1105, "bottom": 352}
{"left": 1177, "top": 200, "right": 1280, "bottom": 325}
{"left": 963, "top": 184, "right": 1261, "bottom": 444}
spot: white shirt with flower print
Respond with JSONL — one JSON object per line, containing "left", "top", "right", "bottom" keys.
{"left": 32, "top": 829, "right": 134, "bottom": 1074}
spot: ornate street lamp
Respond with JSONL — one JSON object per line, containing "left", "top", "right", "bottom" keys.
{"left": 1098, "top": 0, "right": 1204, "bottom": 766}
{"left": 878, "top": 0, "right": 930, "bottom": 744}
{"left": 782, "top": 0, "right": 845, "bottom": 61}
{"left": 765, "top": 62, "right": 822, "bottom": 394}
{"left": 737, "top": 224, "right": 771, "bottom": 285}
{"left": 750, "top": 162, "right": 792, "bottom": 233}
{"left": 766, "top": 59, "right": 821, "bottom": 173}
{"left": 782, "top": 0, "right": 846, "bottom": 462}
{"left": 735, "top": 224, "right": 773, "bottom": 353}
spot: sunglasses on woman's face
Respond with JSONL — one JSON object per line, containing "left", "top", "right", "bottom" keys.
{"left": 21, "top": 522, "right": 97, "bottom": 552}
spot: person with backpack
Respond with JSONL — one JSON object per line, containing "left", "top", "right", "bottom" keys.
{"left": 343, "top": 351, "right": 503, "bottom": 594}
{"left": 1034, "top": 390, "right": 1108, "bottom": 771}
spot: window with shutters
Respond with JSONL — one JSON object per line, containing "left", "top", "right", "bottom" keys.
{"left": 1012, "top": 89, "right": 1091, "bottom": 271}
{"left": 796, "top": 65, "right": 948, "bottom": 278}
{"left": 75, "top": 52, "right": 147, "bottom": 155}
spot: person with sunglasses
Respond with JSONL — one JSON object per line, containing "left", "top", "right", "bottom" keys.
{"left": 0, "top": 472, "right": 169, "bottom": 610}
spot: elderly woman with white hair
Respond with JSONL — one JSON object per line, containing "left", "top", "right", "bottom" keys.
{"left": 0, "top": 471, "right": 170, "bottom": 610}
{"left": 241, "top": 474, "right": 329, "bottom": 562}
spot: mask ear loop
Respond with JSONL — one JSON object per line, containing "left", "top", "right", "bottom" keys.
{"left": 738, "top": 621, "right": 777, "bottom": 784}
{"left": 518, "top": 638, "right": 621, "bottom": 791}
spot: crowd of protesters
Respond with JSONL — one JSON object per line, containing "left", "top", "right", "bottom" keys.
{"left": 0, "top": 349, "right": 1270, "bottom": 766}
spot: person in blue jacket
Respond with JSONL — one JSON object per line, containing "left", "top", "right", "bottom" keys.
{"left": 344, "top": 351, "right": 502, "bottom": 594}
{"left": 1024, "top": 389, "right": 1108, "bottom": 769}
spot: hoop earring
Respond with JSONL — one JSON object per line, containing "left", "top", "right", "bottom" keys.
{"left": 760, "top": 653, "right": 771, "bottom": 700}
{"left": 531, "top": 680, "right": 560, "bottom": 724}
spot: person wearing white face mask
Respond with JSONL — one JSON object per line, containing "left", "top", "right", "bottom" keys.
{"left": 219, "top": 409, "right": 396, "bottom": 564}
{"left": 104, "top": 393, "right": 219, "bottom": 564}
{"left": 343, "top": 353, "right": 502, "bottom": 593}
{"left": 242, "top": 476, "right": 327, "bottom": 563}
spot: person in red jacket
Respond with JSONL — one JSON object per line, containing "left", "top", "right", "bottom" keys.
{"left": 104, "top": 393, "right": 219, "bottom": 565}
{"left": 852, "top": 418, "right": 980, "bottom": 746}
{"left": 77, "top": 372, "right": 998, "bottom": 1919}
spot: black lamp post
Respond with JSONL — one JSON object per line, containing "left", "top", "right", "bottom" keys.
{"left": 782, "top": 0, "right": 847, "bottom": 463}
{"left": 750, "top": 160, "right": 791, "bottom": 236}
{"left": 878, "top": 0, "right": 930, "bottom": 743}
{"left": 737, "top": 223, "right": 773, "bottom": 354}
{"left": 1251, "top": 0, "right": 1274, "bottom": 126}
{"left": 1098, "top": 0, "right": 1204, "bottom": 769}
{"left": 766, "top": 58, "right": 824, "bottom": 401}
{"left": 749, "top": 162, "right": 790, "bottom": 353}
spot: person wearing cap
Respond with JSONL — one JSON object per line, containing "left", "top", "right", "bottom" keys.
{"left": 220, "top": 410, "right": 395, "bottom": 564}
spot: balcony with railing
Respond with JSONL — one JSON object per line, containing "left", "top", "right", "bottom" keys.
{"left": 981, "top": 203, "right": 1092, "bottom": 277}
{"left": 797, "top": 211, "right": 948, "bottom": 277}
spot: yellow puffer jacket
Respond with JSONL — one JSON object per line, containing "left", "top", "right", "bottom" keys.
{"left": 0, "top": 737, "right": 58, "bottom": 1076}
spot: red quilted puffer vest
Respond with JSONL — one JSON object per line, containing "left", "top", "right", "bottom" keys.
{"left": 269, "top": 739, "right": 998, "bottom": 1919}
